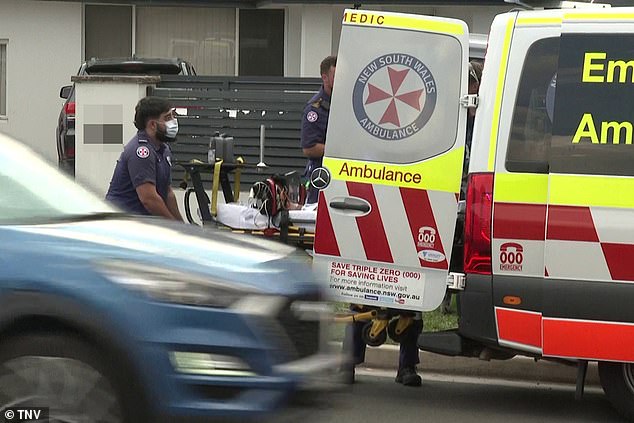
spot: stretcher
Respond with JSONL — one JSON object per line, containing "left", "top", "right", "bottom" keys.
{"left": 333, "top": 306, "right": 423, "bottom": 347}
{"left": 177, "top": 159, "right": 316, "bottom": 248}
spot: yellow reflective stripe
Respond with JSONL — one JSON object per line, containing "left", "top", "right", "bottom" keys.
{"left": 342, "top": 10, "right": 464, "bottom": 34}
{"left": 488, "top": 18, "right": 514, "bottom": 172}
{"left": 549, "top": 175, "right": 634, "bottom": 208}
{"left": 323, "top": 147, "right": 464, "bottom": 193}
{"left": 494, "top": 173, "right": 548, "bottom": 204}
{"left": 564, "top": 12, "right": 634, "bottom": 21}
{"left": 516, "top": 17, "right": 562, "bottom": 26}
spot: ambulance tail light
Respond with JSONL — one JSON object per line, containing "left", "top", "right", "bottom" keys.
{"left": 464, "top": 172, "right": 493, "bottom": 275}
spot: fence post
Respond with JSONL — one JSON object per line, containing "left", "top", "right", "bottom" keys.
{"left": 257, "top": 124, "right": 267, "bottom": 170}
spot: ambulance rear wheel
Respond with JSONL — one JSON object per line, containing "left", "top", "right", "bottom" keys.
{"left": 362, "top": 322, "right": 387, "bottom": 347}
{"left": 599, "top": 361, "right": 634, "bottom": 420}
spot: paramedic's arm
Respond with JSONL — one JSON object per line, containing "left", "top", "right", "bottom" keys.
{"left": 136, "top": 183, "right": 176, "bottom": 220}
{"left": 303, "top": 143, "right": 325, "bottom": 159}
{"left": 166, "top": 187, "right": 183, "bottom": 222}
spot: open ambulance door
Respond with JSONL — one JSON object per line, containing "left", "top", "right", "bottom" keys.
{"left": 313, "top": 9, "right": 470, "bottom": 312}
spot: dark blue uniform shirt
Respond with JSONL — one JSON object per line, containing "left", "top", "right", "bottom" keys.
{"left": 105, "top": 130, "right": 173, "bottom": 215}
{"left": 300, "top": 86, "right": 330, "bottom": 203}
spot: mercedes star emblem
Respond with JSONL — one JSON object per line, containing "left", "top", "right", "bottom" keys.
{"left": 310, "top": 167, "right": 331, "bottom": 190}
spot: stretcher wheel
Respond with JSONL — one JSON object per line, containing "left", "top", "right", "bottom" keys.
{"left": 387, "top": 318, "right": 408, "bottom": 343}
{"left": 362, "top": 322, "right": 387, "bottom": 347}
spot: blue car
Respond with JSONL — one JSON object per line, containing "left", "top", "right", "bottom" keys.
{"left": 0, "top": 134, "right": 339, "bottom": 422}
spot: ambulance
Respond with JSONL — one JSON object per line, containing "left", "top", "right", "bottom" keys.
{"left": 313, "top": 1, "right": 634, "bottom": 419}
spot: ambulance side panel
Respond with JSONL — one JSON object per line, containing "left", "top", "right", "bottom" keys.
{"left": 468, "top": 8, "right": 634, "bottom": 363}
{"left": 489, "top": 12, "right": 561, "bottom": 355}
{"left": 459, "top": 12, "right": 520, "bottom": 345}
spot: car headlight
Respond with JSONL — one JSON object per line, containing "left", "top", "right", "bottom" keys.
{"left": 98, "top": 260, "right": 259, "bottom": 308}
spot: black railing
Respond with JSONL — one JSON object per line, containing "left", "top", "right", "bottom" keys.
{"left": 149, "top": 75, "right": 322, "bottom": 188}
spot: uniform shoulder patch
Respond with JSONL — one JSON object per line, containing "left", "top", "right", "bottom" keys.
{"left": 136, "top": 145, "right": 150, "bottom": 159}
{"left": 307, "top": 110, "right": 319, "bottom": 123}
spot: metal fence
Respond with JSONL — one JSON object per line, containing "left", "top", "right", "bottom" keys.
{"left": 148, "top": 75, "right": 322, "bottom": 189}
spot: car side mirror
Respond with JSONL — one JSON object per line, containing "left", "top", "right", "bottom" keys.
{"left": 60, "top": 85, "right": 72, "bottom": 99}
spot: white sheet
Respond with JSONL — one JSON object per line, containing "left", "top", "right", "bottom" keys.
{"left": 216, "top": 203, "right": 316, "bottom": 232}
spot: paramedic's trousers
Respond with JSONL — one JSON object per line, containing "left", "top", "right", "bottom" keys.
{"left": 342, "top": 316, "right": 423, "bottom": 370}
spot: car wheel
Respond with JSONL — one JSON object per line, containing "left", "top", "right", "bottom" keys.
{"left": 599, "top": 361, "right": 634, "bottom": 420}
{"left": 0, "top": 334, "right": 139, "bottom": 423}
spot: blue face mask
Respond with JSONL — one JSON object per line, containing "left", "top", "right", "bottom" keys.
{"left": 164, "top": 119, "right": 178, "bottom": 138}
{"left": 156, "top": 118, "right": 178, "bottom": 143}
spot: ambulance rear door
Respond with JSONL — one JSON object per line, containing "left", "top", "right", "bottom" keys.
{"left": 313, "top": 9, "right": 469, "bottom": 312}
{"left": 542, "top": 8, "right": 634, "bottom": 361}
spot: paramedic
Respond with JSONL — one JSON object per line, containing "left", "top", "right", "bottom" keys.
{"left": 105, "top": 96, "right": 183, "bottom": 221}
{"left": 342, "top": 310, "right": 423, "bottom": 386}
{"left": 300, "top": 55, "right": 336, "bottom": 204}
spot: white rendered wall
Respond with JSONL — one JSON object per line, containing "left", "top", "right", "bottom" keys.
{"left": 0, "top": 0, "right": 81, "bottom": 163}
{"left": 300, "top": 5, "right": 334, "bottom": 77}
{"left": 74, "top": 80, "right": 150, "bottom": 197}
{"left": 283, "top": 4, "right": 511, "bottom": 77}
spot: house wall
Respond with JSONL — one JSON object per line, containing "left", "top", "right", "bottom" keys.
{"left": 0, "top": 0, "right": 510, "bottom": 166}
{"left": 0, "top": 0, "right": 82, "bottom": 163}
{"left": 283, "top": 3, "right": 512, "bottom": 77}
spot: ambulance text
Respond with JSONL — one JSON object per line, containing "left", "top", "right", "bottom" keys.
{"left": 573, "top": 113, "right": 634, "bottom": 144}
{"left": 339, "top": 162, "right": 423, "bottom": 184}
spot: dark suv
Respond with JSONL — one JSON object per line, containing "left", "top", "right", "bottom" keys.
{"left": 57, "top": 57, "right": 196, "bottom": 176}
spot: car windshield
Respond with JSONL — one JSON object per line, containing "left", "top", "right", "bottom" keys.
{"left": 0, "top": 134, "right": 116, "bottom": 224}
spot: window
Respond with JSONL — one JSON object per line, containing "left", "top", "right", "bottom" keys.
{"left": 239, "top": 9, "right": 284, "bottom": 76}
{"left": 136, "top": 7, "right": 235, "bottom": 76}
{"left": 506, "top": 38, "right": 559, "bottom": 173}
{"left": 0, "top": 41, "right": 6, "bottom": 117}
{"left": 550, "top": 33, "right": 634, "bottom": 177}
{"left": 85, "top": 5, "right": 132, "bottom": 59}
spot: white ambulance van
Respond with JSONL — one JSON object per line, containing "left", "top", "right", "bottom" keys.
{"left": 314, "top": 2, "right": 634, "bottom": 419}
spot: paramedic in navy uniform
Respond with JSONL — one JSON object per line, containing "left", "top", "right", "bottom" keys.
{"left": 300, "top": 55, "right": 336, "bottom": 204}
{"left": 106, "top": 96, "right": 183, "bottom": 221}
{"left": 343, "top": 311, "right": 423, "bottom": 387}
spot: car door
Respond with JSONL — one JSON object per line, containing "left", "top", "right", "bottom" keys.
{"left": 313, "top": 9, "right": 469, "bottom": 311}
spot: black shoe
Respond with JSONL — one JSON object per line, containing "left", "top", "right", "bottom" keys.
{"left": 395, "top": 367, "right": 421, "bottom": 387}
{"left": 340, "top": 365, "right": 355, "bottom": 385}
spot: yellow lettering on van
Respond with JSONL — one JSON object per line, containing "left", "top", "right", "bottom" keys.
{"left": 601, "top": 120, "right": 633, "bottom": 144}
{"left": 573, "top": 114, "right": 634, "bottom": 144}
{"left": 582, "top": 52, "right": 606, "bottom": 83}
{"left": 572, "top": 113, "right": 599, "bottom": 144}
{"left": 607, "top": 60, "right": 634, "bottom": 83}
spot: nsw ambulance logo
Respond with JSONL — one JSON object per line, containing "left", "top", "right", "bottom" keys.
{"left": 353, "top": 53, "right": 437, "bottom": 141}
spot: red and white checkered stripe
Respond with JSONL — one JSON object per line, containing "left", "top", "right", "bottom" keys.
{"left": 495, "top": 306, "right": 634, "bottom": 362}
{"left": 492, "top": 202, "right": 634, "bottom": 282}
{"left": 315, "top": 180, "right": 457, "bottom": 269}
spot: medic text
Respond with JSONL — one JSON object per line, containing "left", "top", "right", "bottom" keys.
{"left": 343, "top": 12, "right": 385, "bottom": 26}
